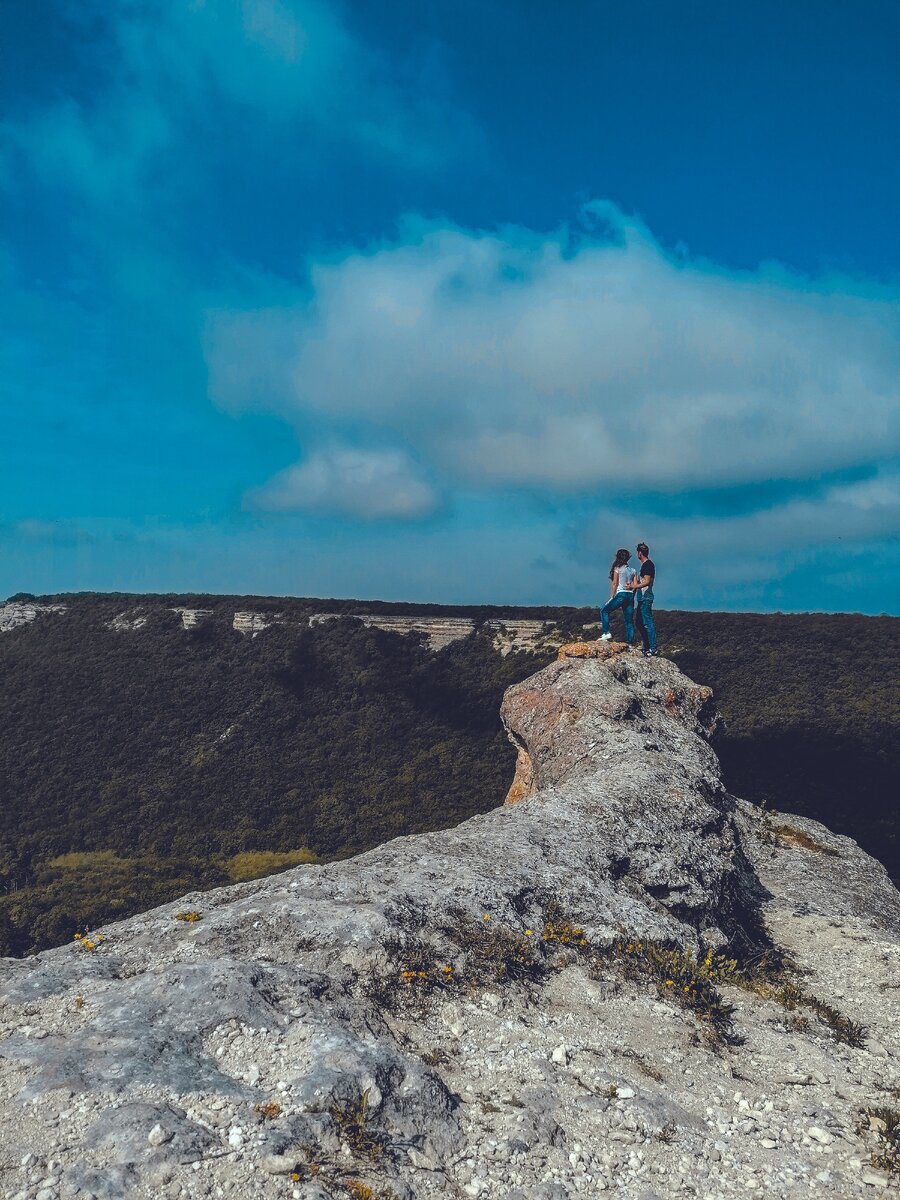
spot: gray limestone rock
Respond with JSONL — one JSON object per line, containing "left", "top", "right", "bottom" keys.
{"left": 1, "top": 645, "right": 898, "bottom": 1200}
{"left": 83, "top": 1101, "right": 214, "bottom": 1165}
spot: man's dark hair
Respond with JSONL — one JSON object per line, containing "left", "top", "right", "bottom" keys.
{"left": 636, "top": 542, "right": 649, "bottom": 556}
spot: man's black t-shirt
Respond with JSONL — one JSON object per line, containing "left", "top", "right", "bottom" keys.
{"left": 638, "top": 558, "right": 655, "bottom": 590}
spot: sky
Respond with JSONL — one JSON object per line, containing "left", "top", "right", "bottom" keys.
{"left": 1, "top": 0, "right": 898, "bottom": 613}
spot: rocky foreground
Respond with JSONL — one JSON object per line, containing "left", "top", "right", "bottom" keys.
{"left": 1, "top": 644, "right": 899, "bottom": 1200}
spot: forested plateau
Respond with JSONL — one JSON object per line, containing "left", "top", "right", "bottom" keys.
{"left": 0, "top": 592, "right": 896, "bottom": 956}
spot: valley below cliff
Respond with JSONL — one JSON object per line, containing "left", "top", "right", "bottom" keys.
{"left": 1, "top": 643, "right": 898, "bottom": 1200}
{"left": 0, "top": 595, "right": 897, "bottom": 960}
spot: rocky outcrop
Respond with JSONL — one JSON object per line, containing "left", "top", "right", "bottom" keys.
{"left": 0, "top": 604, "right": 568, "bottom": 654}
{"left": 1, "top": 648, "right": 898, "bottom": 1200}
{"left": 0, "top": 602, "right": 67, "bottom": 632}
{"left": 106, "top": 611, "right": 148, "bottom": 632}
{"left": 233, "top": 612, "right": 282, "bottom": 635}
{"left": 309, "top": 614, "right": 560, "bottom": 654}
{"left": 171, "top": 608, "right": 214, "bottom": 631}
{"left": 308, "top": 612, "right": 477, "bottom": 649}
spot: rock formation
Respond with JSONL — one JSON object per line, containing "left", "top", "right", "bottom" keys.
{"left": 1, "top": 647, "right": 898, "bottom": 1200}
{"left": 171, "top": 609, "right": 214, "bottom": 631}
{"left": 0, "top": 602, "right": 566, "bottom": 656}
{"left": 309, "top": 614, "right": 561, "bottom": 654}
{"left": 232, "top": 612, "right": 282, "bottom": 635}
{"left": 0, "top": 602, "right": 67, "bottom": 633}
{"left": 106, "top": 612, "right": 149, "bottom": 632}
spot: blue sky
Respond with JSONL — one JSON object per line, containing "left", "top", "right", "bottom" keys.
{"left": 1, "top": 0, "right": 898, "bottom": 612}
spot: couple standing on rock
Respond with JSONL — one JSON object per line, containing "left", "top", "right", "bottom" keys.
{"left": 599, "top": 542, "right": 658, "bottom": 656}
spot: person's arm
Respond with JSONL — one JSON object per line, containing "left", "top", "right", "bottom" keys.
{"left": 609, "top": 568, "right": 618, "bottom": 601}
{"left": 636, "top": 570, "right": 653, "bottom": 590}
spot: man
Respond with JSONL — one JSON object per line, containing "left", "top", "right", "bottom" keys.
{"left": 630, "top": 542, "right": 658, "bottom": 657}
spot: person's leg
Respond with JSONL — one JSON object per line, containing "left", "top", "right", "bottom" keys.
{"left": 623, "top": 595, "right": 635, "bottom": 644}
{"left": 600, "top": 599, "right": 612, "bottom": 636}
{"left": 633, "top": 596, "right": 647, "bottom": 650}
{"left": 601, "top": 592, "right": 626, "bottom": 638}
{"left": 641, "top": 592, "right": 657, "bottom": 653}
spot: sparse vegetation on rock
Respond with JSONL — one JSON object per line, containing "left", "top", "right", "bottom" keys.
{"left": 859, "top": 1106, "right": 900, "bottom": 1176}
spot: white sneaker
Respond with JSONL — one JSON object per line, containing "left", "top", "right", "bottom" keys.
{"left": 599, "top": 633, "right": 612, "bottom": 641}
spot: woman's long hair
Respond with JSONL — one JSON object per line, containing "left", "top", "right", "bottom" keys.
{"left": 609, "top": 548, "right": 631, "bottom": 581}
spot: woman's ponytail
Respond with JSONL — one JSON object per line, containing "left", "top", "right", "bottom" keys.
{"left": 608, "top": 547, "right": 631, "bottom": 581}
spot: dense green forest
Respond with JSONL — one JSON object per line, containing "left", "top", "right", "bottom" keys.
{"left": 0, "top": 594, "right": 896, "bottom": 956}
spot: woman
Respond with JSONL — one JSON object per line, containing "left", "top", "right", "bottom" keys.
{"left": 599, "top": 548, "right": 636, "bottom": 644}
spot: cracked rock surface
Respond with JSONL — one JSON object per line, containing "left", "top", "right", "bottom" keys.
{"left": 1, "top": 645, "right": 898, "bottom": 1199}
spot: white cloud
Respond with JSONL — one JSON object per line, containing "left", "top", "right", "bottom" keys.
{"left": 247, "top": 446, "right": 438, "bottom": 519}
{"left": 208, "top": 208, "right": 900, "bottom": 498}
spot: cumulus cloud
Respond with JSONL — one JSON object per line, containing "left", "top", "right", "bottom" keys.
{"left": 208, "top": 207, "right": 900, "bottom": 500}
{"left": 247, "top": 447, "right": 438, "bottom": 519}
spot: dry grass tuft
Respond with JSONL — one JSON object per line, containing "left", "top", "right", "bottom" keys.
{"left": 446, "top": 912, "right": 545, "bottom": 985}
{"left": 226, "top": 848, "right": 319, "bottom": 881}
{"left": 328, "top": 1089, "right": 386, "bottom": 1162}
{"left": 858, "top": 1106, "right": 900, "bottom": 1175}
{"left": 595, "top": 938, "right": 737, "bottom": 1045}
{"left": 772, "top": 824, "right": 839, "bottom": 855}
{"left": 696, "top": 946, "right": 866, "bottom": 1048}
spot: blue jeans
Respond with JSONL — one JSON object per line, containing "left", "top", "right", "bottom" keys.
{"left": 635, "top": 590, "right": 657, "bottom": 652}
{"left": 601, "top": 591, "right": 634, "bottom": 643}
